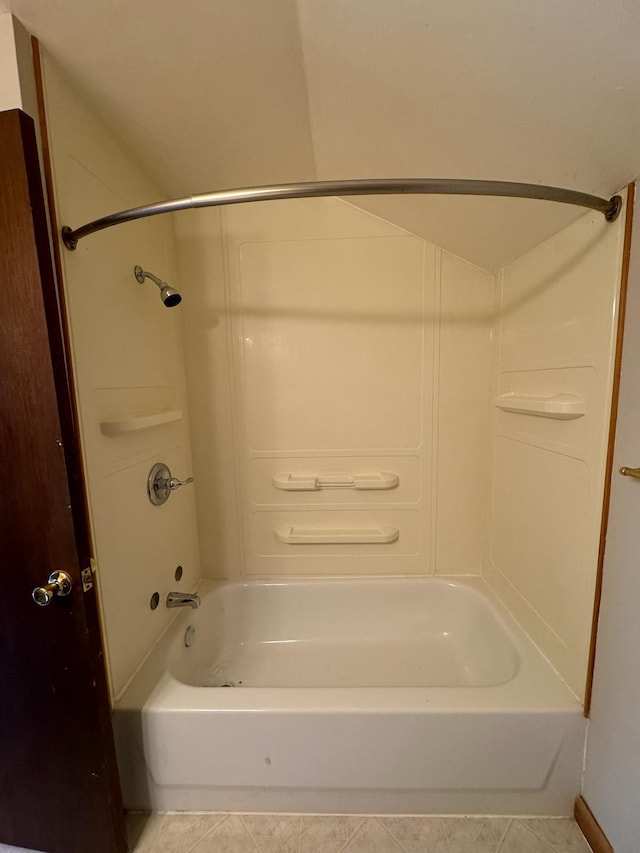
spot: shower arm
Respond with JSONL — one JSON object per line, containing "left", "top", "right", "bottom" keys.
{"left": 61, "top": 178, "right": 623, "bottom": 250}
{"left": 134, "top": 265, "right": 165, "bottom": 289}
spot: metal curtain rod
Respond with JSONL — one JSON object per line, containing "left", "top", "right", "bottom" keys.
{"left": 61, "top": 178, "right": 622, "bottom": 250}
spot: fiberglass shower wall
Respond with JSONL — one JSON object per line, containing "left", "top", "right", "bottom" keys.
{"left": 486, "top": 205, "right": 626, "bottom": 698}
{"left": 175, "top": 198, "right": 494, "bottom": 579}
{"left": 176, "top": 195, "right": 625, "bottom": 700}
{"left": 39, "top": 52, "right": 201, "bottom": 700}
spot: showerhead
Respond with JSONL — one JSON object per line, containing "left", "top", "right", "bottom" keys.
{"left": 134, "top": 265, "right": 182, "bottom": 308}
{"left": 160, "top": 285, "right": 182, "bottom": 307}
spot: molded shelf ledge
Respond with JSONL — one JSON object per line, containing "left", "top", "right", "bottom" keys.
{"left": 100, "top": 409, "right": 183, "bottom": 437}
{"left": 272, "top": 471, "right": 399, "bottom": 491}
{"left": 494, "top": 393, "right": 585, "bottom": 420}
{"left": 275, "top": 525, "right": 399, "bottom": 545}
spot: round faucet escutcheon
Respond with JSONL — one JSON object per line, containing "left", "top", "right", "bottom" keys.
{"left": 147, "top": 462, "right": 194, "bottom": 506}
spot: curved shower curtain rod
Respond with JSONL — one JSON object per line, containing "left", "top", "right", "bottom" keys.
{"left": 61, "top": 178, "right": 622, "bottom": 250}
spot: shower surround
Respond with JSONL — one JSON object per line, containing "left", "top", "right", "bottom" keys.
{"left": 177, "top": 193, "right": 624, "bottom": 699}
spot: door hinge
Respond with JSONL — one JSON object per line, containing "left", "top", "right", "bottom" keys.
{"left": 81, "top": 566, "right": 94, "bottom": 592}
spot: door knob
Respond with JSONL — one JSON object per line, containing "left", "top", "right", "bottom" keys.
{"left": 620, "top": 466, "right": 640, "bottom": 480}
{"left": 147, "top": 462, "right": 194, "bottom": 506}
{"left": 32, "top": 570, "right": 73, "bottom": 606}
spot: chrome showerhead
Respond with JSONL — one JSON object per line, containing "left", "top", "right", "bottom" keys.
{"left": 134, "top": 265, "right": 182, "bottom": 307}
{"left": 159, "top": 285, "right": 182, "bottom": 307}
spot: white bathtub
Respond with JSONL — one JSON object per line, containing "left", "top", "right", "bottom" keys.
{"left": 115, "top": 577, "right": 585, "bottom": 815}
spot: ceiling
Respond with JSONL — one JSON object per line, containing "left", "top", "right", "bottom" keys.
{"left": 5, "top": 0, "right": 640, "bottom": 269}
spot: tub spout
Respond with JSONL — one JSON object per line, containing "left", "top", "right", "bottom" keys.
{"left": 166, "top": 591, "right": 201, "bottom": 609}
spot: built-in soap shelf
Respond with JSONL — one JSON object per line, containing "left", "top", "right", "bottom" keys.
{"left": 272, "top": 471, "right": 399, "bottom": 491}
{"left": 494, "top": 393, "right": 586, "bottom": 420}
{"left": 275, "top": 525, "right": 399, "bottom": 544}
{"left": 100, "top": 408, "right": 183, "bottom": 437}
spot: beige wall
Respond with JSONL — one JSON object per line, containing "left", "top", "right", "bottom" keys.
{"left": 0, "top": 14, "right": 37, "bottom": 119}
{"left": 583, "top": 189, "right": 640, "bottom": 852}
{"left": 0, "top": 14, "right": 22, "bottom": 111}
{"left": 484, "top": 202, "right": 626, "bottom": 698}
{"left": 176, "top": 198, "right": 494, "bottom": 578}
{"left": 40, "top": 53, "right": 200, "bottom": 699}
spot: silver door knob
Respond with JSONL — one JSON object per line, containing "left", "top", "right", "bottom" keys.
{"left": 32, "top": 570, "right": 73, "bottom": 606}
{"left": 148, "top": 462, "right": 194, "bottom": 506}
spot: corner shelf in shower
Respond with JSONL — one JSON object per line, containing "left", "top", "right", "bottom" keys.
{"left": 100, "top": 408, "right": 183, "bottom": 437}
{"left": 272, "top": 471, "right": 399, "bottom": 491}
{"left": 494, "top": 393, "right": 585, "bottom": 420}
{"left": 275, "top": 525, "right": 399, "bottom": 545}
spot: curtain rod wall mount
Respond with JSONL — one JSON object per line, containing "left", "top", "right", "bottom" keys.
{"left": 60, "top": 179, "right": 623, "bottom": 251}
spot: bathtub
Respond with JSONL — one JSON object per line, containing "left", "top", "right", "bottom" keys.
{"left": 114, "top": 577, "right": 585, "bottom": 815}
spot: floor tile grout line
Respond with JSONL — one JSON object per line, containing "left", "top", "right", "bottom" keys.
{"left": 502, "top": 819, "right": 559, "bottom": 853}
{"left": 444, "top": 816, "right": 511, "bottom": 849}
{"left": 377, "top": 816, "right": 453, "bottom": 853}
{"left": 520, "top": 817, "right": 588, "bottom": 853}
{"left": 238, "top": 813, "right": 278, "bottom": 852}
{"left": 495, "top": 816, "right": 513, "bottom": 849}
{"left": 496, "top": 820, "right": 517, "bottom": 853}
{"left": 373, "top": 816, "right": 412, "bottom": 853}
{"left": 185, "top": 812, "right": 231, "bottom": 852}
{"left": 334, "top": 816, "right": 366, "bottom": 853}
{"left": 521, "top": 817, "right": 555, "bottom": 849}
{"left": 243, "top": 813, "right": 307, "bottom": 852}
{"left": 140, "top": 813, "right": 223, "bottom": 853}
{"left": 387, "top": 815, "right": 451, "bottom": 853}
{"left": 376, "top": 816, "right": 406, "bottom": 850}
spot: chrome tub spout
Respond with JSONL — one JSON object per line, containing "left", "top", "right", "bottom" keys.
{"left": 166, "top": 591, "right": 201, "bottom": 609}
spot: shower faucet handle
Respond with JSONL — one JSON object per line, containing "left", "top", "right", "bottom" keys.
{"left": 169, "top": 475, "right": 194, "bottom": 490}
{"left": 148, "top": 462, "right": 194, "bottom": 506}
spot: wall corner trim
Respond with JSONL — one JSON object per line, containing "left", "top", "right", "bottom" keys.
{"left": 584, "top": 181, "right": 636, "bottom": 717}
{"left": 574, "top": 795, "right": 614, "bottom": 853}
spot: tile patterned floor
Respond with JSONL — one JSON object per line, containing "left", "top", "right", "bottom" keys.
{"left": 124, "top": 813, "right": 593, "bottom": 853}
{"left": 0, "top": 814, "right": 592, "bottom": 853}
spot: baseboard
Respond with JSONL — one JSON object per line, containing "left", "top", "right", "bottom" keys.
{"left": 574, "top": 795, "right": 614, "bottom": 853}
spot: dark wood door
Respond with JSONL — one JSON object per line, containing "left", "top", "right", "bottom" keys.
{"left": 0, "top": 109, "right": 127, "bottom": 853}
